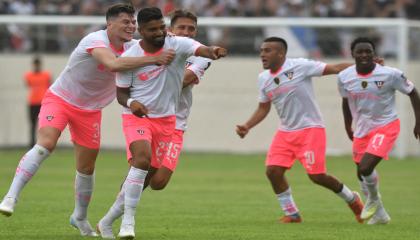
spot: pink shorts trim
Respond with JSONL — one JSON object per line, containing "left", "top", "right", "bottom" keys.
{"left": 352, "top": 119, "right": 400, "bottom": 163}
{"left": 122, "top": 114, "right": 176, "bottom": 169}
{"left": 38, "top": 91, "right": 101, "bottom": 149}
{"left": 266, "top": 128, "right": 326, "bottom": 174}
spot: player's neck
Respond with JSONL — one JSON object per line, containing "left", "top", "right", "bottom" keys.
{"left": 270, "top": 60, "right": 285, "bottom": 74}
{"left": 356, "top": 63, "right": 376, "bottom": 75}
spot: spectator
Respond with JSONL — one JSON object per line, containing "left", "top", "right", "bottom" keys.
{"left": 23, "top": 56, "right": 52, "bottom": 147}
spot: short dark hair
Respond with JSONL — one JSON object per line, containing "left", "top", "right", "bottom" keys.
{"left": 351, "top": 37, "right": 376, "bottom": 52}
{"left": 106, "top": 3, "right": 135, "bottom": 21}
{"left": 137, "top": 7, "right": 163, "bottom": 25}
{"left": 170, "top": 9, "right": 197, "bottom": 26}
{"left": 263, "top": 37, "right": 288, "bottom": 52}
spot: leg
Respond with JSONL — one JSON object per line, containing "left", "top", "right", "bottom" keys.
{"left": 299, "top": 128, "right": 363, "bottom": 222}
{"left": 266, "top": 165, "right": 301, "bottom": 223}
{"left": 97, "top": 174, "right": 129, "bottom": 239}
{"left": 307, "top": 172, "right": 364, "bottom": 223}
{"left": 69, "top": 143, "right": 98, "bottom": 237}
{"left": 307, "top": 173, "right": 342, "bottom": 193}
{"left": 29, "top": 105, "right": 40, "bottom": 147}
{"left": 143, "top": 166, "right": 158, "bottom": 190}
{"left": 150, "top": 167, "right": 173, "bottom": 190}
{"left": 118, "top": 140, "right": 150, "bottom": 239}
{"left": 0, "top": 126, "right": 59, "bottom": 217}
{"left": 149, "top": 129, "right": 183, "bottom": 191}
{"left": 266, "top": 165, "right": 289, "bottom": 194}
{"left": 358, "top": 153, "right": 384, "bottom": 220}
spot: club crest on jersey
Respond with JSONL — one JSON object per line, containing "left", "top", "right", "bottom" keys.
{"left": 46, "top": 115, "right": 54, "bottom": 121}
{"left": 137, "top": 129, "right": 145, "bottom": 135}
{"left": 361, "top": 81, "right": 368, "bottom": 89}
{"left": 375, "top": 81, "right": 384, "bottom": 89}
{"left": 273, "top": 77, "right": 280, "bottom": 85}
{"left": 284, "top": 71, "right": 294, "bottom": 80}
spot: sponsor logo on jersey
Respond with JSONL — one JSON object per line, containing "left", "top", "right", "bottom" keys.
{"left": 284, "top": 71, "right": 294, "bottom": 80}
{"left": 361, "top": 81, "right": 368, "bottom": 89}
{"left": 273, "top": 77, "right": 280, "bottom": 85}
{"left": 375, "top": 81, "right": 384, "bottom": 89}
{"left": 138, "top": 66, "right": 165, "bottom": 81}
{"left": 46, "top": 115, "right": 54, "bottom": 121}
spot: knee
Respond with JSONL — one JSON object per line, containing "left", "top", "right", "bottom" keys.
{"left": 150, "top": 177, "right": 169, "bottom": 190}
{"left": 131, "top": 151, "right": 151, "bottom": 169}
{"left": 358, "top": 164, "right": 373, "bottom": 177}
{"left": 308, "top": 174, "right": 326, "bottom": 185}
{"left": 265, "top": 167, "right": 277, "bottom": 179}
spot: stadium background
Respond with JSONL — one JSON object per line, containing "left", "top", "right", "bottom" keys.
{"left": 0, "top": 0, "right": 420, "bottom": 157}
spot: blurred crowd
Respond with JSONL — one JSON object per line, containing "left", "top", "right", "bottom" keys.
{"left": 1, "top": 0, "right": 420, "bottom": 18}
{"left": 1, "top": 0, "right": 420, "bottom": 57}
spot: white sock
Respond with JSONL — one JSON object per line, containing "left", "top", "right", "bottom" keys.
{"left": 359, "top": 180, "right": 368, "bottom": 199}
{"left": 362, "top": 170, "right": 380, "bottom": 201}
{"left": 101, "top": 183, "right": 126, "bottom": 225}
{"left": 276, "top": 187, "right": 299, "bottom": 216}
{"left": 5, "top": 144, "right": 50, "bottom": 200}
{"left": 122, "top": 167, "right": 148, "bottom": 225}
{"left": 73, "top": 171, "right": 94, "bottom": 220}
{"left": 337, "top": 184, "right": 355, "bottom": 203}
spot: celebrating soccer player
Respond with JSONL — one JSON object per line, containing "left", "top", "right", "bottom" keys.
{"left": 0, "top": 3, "right": 175, "bottom": 237}
{"left": 236, "top": 37, "right": 364, "bottom": 223}
{"left": 338, "top": 37, "right": 420, "bottom": 224}
{"left": 96, "top": 7, "right": 226, "bottom": 239}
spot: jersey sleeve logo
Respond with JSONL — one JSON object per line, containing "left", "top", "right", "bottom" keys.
{"left": 361, "top": 81, "right": 368, "bottom": 89}
{"left": 284, "top": 71, "right": 294, "bottom": 80}
{"left": 374, "top": 81, "right": 384, "bottom": 89}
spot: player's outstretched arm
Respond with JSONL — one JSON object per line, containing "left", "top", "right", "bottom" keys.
{"left": 195, "top": 46, "right": 227, "bottom": 60}
{"left": 342, "top": 98, "right": 353, "bottom": 141}
{"left": 236, "top": 102, "right": 271, "bottom": 139}
{"left": 323, "top": 63, "right": 353, "bottom": 75}
{"left": 91, "top": 48, "right": 175, "bottom": 72}
{"left": 117, "top": 87, "right": 149, "bottom": 118}
{"left": 408, "top": 88, "right": 420, "bottom": 140}
{"left": 183, "top": 69, "right": 199, "bottom": 88}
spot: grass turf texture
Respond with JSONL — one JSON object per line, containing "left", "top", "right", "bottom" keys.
{"left": 0, "top": 149, "right": 419, "bottom": 239}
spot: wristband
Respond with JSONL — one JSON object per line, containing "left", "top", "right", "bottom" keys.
{"left": 127, "top": 98, "right": 135, "bottom": 108}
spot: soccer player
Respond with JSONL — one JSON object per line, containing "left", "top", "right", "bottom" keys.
{"left": 338, "top": 37, "right": 420, "bottom": 224}
{"left": 236, "top": 37, "right": 364, "bottom": 223}
{"left": 96, "top": 10, "right": 212, "bottom": 238}
{"left": 97, "top": 7, "right": 226, "bottom": 239}
{"left": 144, "top": 9, "right": 213, "bottom": 190}
{"left": 0, "top": 3, "right": 175, "bottom": 237}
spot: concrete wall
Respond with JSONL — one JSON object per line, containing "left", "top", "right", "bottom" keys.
{"left": 0, "top": 54, "right": 419, "bottom": 156}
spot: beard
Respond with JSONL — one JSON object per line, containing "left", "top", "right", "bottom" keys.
{"left": 151, "top": 37, "right": 165, "bottom": 48}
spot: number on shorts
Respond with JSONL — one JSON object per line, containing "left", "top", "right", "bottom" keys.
{"left": 304, "top": 151, "right": 315, "bottom": 166}
{"left": 371, "top": 134, "right": 385, "bottom": 150}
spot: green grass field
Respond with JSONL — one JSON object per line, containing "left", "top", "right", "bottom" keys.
{"left": 0, "top": 149, "right": 419, "bottom": 240}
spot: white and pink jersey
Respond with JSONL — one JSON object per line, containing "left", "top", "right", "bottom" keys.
{"left": 258, "top": 58, "right": 327, "bottom": 131}
{"left": 50, "top": 29, "right": 136, "bottom": 110}
{"left": 116, "top": 36, "right": 202, "bottom": 118}
{"left": 338, "top": 63, "right": 414, "bottom": 138}
{"left": 175, "top": 56, "right": 212, "bottom": 131}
